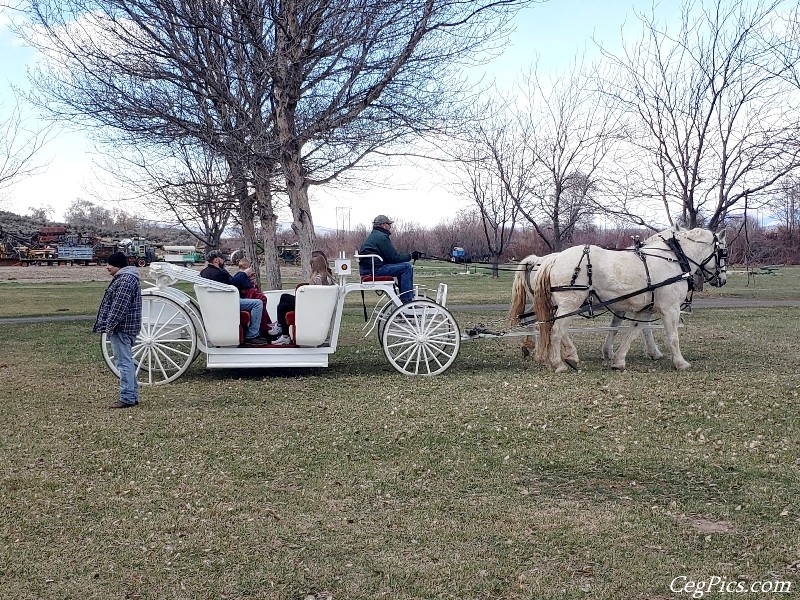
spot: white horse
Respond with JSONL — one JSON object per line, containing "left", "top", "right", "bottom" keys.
{"left": 532, "top": 227, "right": 728, "bottom": 372}
{"left": 509, "top": 251, "right": 664, "bottom": 365}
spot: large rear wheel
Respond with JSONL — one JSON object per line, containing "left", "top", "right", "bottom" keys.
{"left": 381, "top": 300, "right": 460, "bottom": 376}
{"left": 102, "top": 295, "right": 197, "bottom": 385}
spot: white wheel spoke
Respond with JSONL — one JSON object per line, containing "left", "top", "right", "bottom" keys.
{"left": 382, "top": 301, "right": 460, "bottom": 376}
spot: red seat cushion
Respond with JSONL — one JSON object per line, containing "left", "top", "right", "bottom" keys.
{"left": 239, "top": 310, "right": 251, "bottom": 343}
{"left": 361, "top": 275, "right": 395, "bottom": 282}
{"left": 285, "top": 311, "right": 295, "bottom": 326}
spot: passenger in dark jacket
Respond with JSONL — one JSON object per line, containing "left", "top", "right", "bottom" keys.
{"left": 93, "top": 251, "right": 142, "bottom": 408}
{"left": 200, "top": 250, "right": 268, "bottom": 345}
{"left": 358, "top": 215, "right": 419, "bottom": 303}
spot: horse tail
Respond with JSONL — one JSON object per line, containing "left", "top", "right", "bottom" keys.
{"left": 508, "top": 256, "right": 537, "bottom": 326}
{"left": 533, "top": 261, "right": 556, "bottom": 364}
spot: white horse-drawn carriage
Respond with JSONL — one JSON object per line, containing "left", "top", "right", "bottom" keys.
{"left": 101, "top": 254, "right": 462, "bottom": 385}
{"left": 100, "top": 227, "right": 728, "bottom": 384}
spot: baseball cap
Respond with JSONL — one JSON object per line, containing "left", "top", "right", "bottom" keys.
{"left": 206, "top": 249, "right": 227, "bottom": 262}
{"left": 373, "top": 214, "right": 394, "bottom": 225}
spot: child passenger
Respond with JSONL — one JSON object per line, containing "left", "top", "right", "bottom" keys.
{"left": 268, "top": 251, "right": 334, "bottom": 345}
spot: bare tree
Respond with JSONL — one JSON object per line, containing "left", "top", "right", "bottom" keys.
{"left": 770, "top": 176, "right": 800, "bottom": 239}
{"left": 453, "top": 104, "right": 521, "bottom": 274}
{"left": 507, "top": 61, "right": 618, "bottom": 251}
{"left": 0, "top": 99, "right": 50, "bottom": 201}
{"left": 600, "top": 0, "right": 800, "bottom": 230}
{"left": 27, "top": 204, "right": 54, "bottom": 221}
{"left": 112, "top": 143, "right": 237, "bottom": 253}
{"left": 19, "top": 0, "right": 285, "bottom": 284}
{"left": 64, "top": 198, "right": 114, "bottom": 228}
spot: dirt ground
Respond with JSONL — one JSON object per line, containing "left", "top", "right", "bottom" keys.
{"left": 0, "top": 265, "right": 115, "bottom": 283}
{"left": 0, "top": 264, "right": 302, "bottom": 284}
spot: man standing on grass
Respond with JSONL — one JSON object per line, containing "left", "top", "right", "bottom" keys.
{"left": 93, "top": 251, "right": 142, "bottom": 409}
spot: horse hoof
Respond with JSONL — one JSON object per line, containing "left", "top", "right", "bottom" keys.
{"left": 521, "top": 347, "right": 530, "bottom": 359}
{"left": 675, "top": 361, "right": 691, "bottom": 371}
{"left": 611, "top": 362, "right": 626, "bottom": 371}
{"left": 649, "top": 352, "right": 664, "bottom": 360}
{"left": 564, "top": 358, "right": 579, "bottom": 371}
{"left": 554, "top": 364, "right": 571, "bottom": 374}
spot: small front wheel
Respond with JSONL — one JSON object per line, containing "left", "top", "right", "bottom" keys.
{"left": 102, "top": 295, "right": 198, "bottom": 385}
{"left": 381, "top": 300, "right": 460, "bottom": 376}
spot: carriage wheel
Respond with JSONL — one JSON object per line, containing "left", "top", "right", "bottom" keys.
{"left": 293, "top": 255, "right": 302, "bottom": 266}
{"left": 101, "top": 295, "right": 197, "bottom": 385}
{"left": 136, "top": 258, "right": 147, "bottom": 267}
{"left": 381, "top": 300, "right": 460, "bottom": 376}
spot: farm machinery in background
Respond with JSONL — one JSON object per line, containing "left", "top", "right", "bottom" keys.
{"left": 0, "top": 225, "right": 160, "bottom": 266}
{"left": 161, "top": 245, "right": 204, "bottom": 266}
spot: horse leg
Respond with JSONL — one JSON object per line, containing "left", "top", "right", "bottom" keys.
{"left": 549, "top": 317, "right": 572, "bottom": 373}
{"left": 641, "top": 326, "right": 663, "bottom": 360}
{"left": 662, "top": 309, "right": 690, "bottom": 370}
{"left": 561, "top": 333, "right": 580, "bottom": 370}
{"left": 603, "top": 314, "right": 621, "bottom": 360}
{"left": 611, "top": 321, "right": 641, "bottom": 370}
{"left": 521, "top": 335, "right": 536, "bottom": 359}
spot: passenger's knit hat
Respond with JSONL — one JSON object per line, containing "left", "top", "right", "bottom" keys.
{"left": 206, "top": 249, "right": 227, "bottom": 263}
{"left": 373, "top": 214, "right": 394, "bottom": 225}
{"left": 108, "top": 252, "right": 128, "bottom": 268}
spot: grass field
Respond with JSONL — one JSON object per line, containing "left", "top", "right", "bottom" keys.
{"left": 0, "top": 266, "right": 799, "bottom": 599}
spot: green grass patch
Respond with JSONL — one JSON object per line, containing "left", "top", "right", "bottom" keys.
{"left": 0, "top": 305, "right": 798, "bottom": 598}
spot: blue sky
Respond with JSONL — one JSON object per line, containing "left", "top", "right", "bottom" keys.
{"left": 0, "top": 1, "right": 664, "bottom": 228}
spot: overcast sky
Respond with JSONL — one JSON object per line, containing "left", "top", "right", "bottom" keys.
{"left": 0, "top": 1, "right": 666, "bottom": 229}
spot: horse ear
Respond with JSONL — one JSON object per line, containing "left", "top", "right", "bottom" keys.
{"left": 717, "top": 229, "right": 727, "bottom": 243}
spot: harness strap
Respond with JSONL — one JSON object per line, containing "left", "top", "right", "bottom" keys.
{"left": 543, "top": 272, "right": 692, "bottom": 322}
{"left": 663, "top": 236, "right": 694, "bottom": 292}
{"left": 636, "top": 248, "right": 655, "bottom": 311}
{"left": 569, "top": 245, "right": 591, "bottom": 287}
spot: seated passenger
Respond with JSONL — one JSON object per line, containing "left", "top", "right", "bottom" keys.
{"left": 358, "top": 214, "right": 420, "bottom": 303}
{"left": 200, "top": 250, "right": 269, "bottom": 346}
{"left": 268, "top": 250, "right": 334, "bottom": 345}
{"left": 231, "top": 256, "right": 274, "bottom": 335}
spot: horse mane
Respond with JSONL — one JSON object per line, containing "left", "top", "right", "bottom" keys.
{"left": 533, "top": 261, "right": 555, "bottom": 365}
{"left": 508, "top": 254, "right": 539, "bottom": 326}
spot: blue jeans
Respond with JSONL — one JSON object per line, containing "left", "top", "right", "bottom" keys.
{"left": 240, "top": 297, "right": 263, "bottom": 339}
{"left": 363, "top": 262, "right": 415, "bottom": 303}
{"left": 110, "top": 331, "right": 138, "bottom": 405}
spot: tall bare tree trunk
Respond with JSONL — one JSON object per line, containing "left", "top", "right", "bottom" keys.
{"left": 284, "top": 158, "right": 315, "bottom": 280}
{"left": 253, "top": 161, "right": 281, "bottom": 289}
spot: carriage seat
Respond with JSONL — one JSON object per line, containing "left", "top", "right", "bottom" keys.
{"left": 354, "top": 252, "right": 396, "bottom": 284}
{"left": 285, "top": 285, "right": 340, "bottom": 347}
{"left": 194, "top": 283, "right": 252, "bottom": 347}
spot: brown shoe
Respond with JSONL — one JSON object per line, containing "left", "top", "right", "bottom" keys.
{"left": 108, "top": 401, "right": 138, "bottom": 409}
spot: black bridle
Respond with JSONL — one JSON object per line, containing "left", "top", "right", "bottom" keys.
{"left": 663, "top": 231, "right": 728, "bottom": 285}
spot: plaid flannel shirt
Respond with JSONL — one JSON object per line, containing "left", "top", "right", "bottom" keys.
{"left": 93, "top": 270, "right": 142, "bottom": 335}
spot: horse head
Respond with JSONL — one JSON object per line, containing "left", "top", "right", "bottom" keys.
{"left": 680, "top": 228, "right": 728, "bottom": 288}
